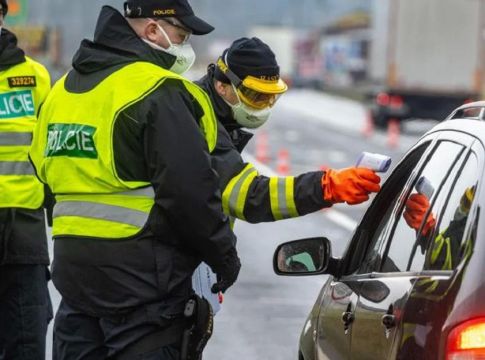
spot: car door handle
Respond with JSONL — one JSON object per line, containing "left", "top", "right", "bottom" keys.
{"left": 341, "top": 303, "right": 354, "bottom": 335}
{"left": 342, "top": 311, "right": 355, "bottom": 326}
{"left": 381, "top": 314, "right": 396, "bottom": 329}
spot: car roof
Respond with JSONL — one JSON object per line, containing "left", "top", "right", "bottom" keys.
{"left": 422, "top": 101, "right": 485, "bottom": 142}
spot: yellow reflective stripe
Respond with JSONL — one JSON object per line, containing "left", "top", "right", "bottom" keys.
{"left": 222, "top": 164, "right": 256, "bottom": 217}
{"left": 285, "top": 177, "right": 299, "bottom": 218}
{"left": 234, "top": 170, "right": 258, "bottom": 220}
{"left": 430, "top": 232, "right": 446, "bottom": 265}
{"left": 444, "top": 237, "right": 452, "bottom": 270}
{"left": 270, "top": 177, "right": 282, "bottom": 220}
{"left": 270, "top": 177, "right": 299, "bottom": 220}
{"left": 416, "top": 278, "right": 439, "bottom": 294}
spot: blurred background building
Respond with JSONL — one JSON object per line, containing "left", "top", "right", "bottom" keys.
{"left": 6, "top": 0, "right": 485, "bottom": 122}
{"left": 7, "top": 0, "right": 369, "bottom": 80}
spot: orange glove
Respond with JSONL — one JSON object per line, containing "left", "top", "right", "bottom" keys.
{"left": 403, "top": 193, "right": 436, "bottom": 236}
{"left": 322, "top": 167, "right": 381, "bottom": 205}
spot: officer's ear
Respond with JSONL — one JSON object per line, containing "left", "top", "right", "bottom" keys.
{"left": 214, "top": 80, "right": 226, "bottom": 97}
{"left": 144, "top": 19, "right": 160, "bottom": 43}
{"left": 215, "top": 80, "right": 235, "bottom": 98}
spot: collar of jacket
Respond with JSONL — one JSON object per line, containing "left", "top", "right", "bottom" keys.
{"left": 71, "top": 5, "right": 175, "bottom": 74}
{"left": 0, "top": 28, "right": 26, "bottom": 71}
{"left": 229, "top": 128, "right": 253, "bottom": 153}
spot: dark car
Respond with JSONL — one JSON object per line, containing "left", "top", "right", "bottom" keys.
{"left": 273, "top": 102, "right": 485, "bottom": 360}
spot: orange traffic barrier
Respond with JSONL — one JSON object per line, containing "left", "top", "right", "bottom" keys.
{"left": 387, "top": 118, "right": 400, "bottom": 149}
{"left": 255, "top": 130, "right": 269, "bottom": 164}
{"left": 361, "top": 110, "right": 375, "bottom": 138}
{"left": 277, "top": 149, "right": 290, "bottom": 175}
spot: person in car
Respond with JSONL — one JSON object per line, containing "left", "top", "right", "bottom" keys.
{"left": 399, "top": 186, "right": 476, "bottom": 356}
{"left": 403, "top": 185, "right": 476, "bottom": 271}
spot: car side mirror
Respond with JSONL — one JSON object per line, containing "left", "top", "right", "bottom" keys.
{"left": 273, "top": 237, "right": 332, "bottom": 276}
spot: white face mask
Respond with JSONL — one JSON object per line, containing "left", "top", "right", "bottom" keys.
{"left": 226, "top": 85, "right": 272, "bottom": 129}
{"left": 142, "top": 23, "right": 196, "bottom": 75}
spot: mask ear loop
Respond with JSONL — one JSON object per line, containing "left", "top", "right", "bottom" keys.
{"left": 155, "top": 21, "right": 174, "bottom": 49}
{"left": 230, "top": 83, "right": 243, "bottom": 107}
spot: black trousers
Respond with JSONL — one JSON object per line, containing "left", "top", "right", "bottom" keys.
{"left": 53, "top": 300, "right": 182, "bottom": 360}
{"left": 0, "top": 264, "right": 53, "bottom": 360}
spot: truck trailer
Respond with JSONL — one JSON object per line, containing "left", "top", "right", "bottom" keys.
{"left": 368, "top": 0, "right": 485, "bottom": 126}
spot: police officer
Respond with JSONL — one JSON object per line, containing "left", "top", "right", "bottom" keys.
{"left": 0, "top": 0, "right": 52, "bottom": 358}
{"left": 30, "top": 1, "right": 240, "bottom": 359}
{"left": 197, "top": 37, "right": 381, "bottom": 226}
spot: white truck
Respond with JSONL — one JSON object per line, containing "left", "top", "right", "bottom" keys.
{"left": 368, "top": 0, "right": 485, "bottom": 126}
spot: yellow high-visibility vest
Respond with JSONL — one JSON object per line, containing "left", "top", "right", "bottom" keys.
{"left": 0, "top": 56, "right": 50, "bottom": 209}
{"left": 30, "top": 61, "right": 217, "bottom": 239}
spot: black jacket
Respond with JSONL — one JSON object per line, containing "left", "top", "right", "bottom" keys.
{"left": 51, "top": 6, "right": 237, "bottom": 318}
{"left": 197, "top": 65, "right": 330, "bottom": 222}
{"left": 0, "top": 29, "right": 49, "bottom": 265}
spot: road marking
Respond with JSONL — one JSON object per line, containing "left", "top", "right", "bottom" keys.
{"left": 243, "top": 153, "right": 358, "bottom": 232}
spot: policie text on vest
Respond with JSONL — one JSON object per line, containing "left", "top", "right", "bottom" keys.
{"left": 46, "top": 123, "right": 98, "bottom": 159}
{"left": 0, "top": 90, "right": 35, "bottom": 119}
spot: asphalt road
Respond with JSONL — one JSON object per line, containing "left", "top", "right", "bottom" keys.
{"left": 46, "top": 90, "right": 432, "bottom": 359}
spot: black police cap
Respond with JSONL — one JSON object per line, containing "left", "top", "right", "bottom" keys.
{"left": 123, "top": 0, "right": 214, "bottom": 35}
{"left": 215, "top": 37, "right": 280, "bottom": 83}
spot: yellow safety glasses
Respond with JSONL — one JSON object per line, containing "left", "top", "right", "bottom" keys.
{"left": 217, "top": 57, "right": 288, "bottom": 110}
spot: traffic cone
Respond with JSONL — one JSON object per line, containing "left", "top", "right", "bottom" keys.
{"left": 255, "top": 130, "right": 269, "bottom": 164}
{"left": 387, "top": 118, "right": 400, "bottom": 149}
{"left": 277, "top": 149, "right": 290, "bottom": 175}
{"left": 361, "top": 110, "right": 375, "bottom": 138}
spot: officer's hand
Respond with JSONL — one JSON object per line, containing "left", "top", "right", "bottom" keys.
{"left": 403, "top": 193, "right": 436, "bottom": 236}
{"left": 322, "top": 167, "right": 381, "bottom": 205}
{"left": 211, "top": 248, "right": 241, "bottom": 294}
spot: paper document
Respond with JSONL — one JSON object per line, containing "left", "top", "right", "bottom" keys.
{"left": 192, "top": 262, "right": 221, "bottom": 314}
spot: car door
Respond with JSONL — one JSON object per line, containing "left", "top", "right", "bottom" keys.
{"left": 393, "top": 137, "right": 482, "bottom": 359}
{"left": 315, "top": 137, "right": 435, "bottom": 360}
{"left": 315, "top": 279, "right": 358, "bottom": 360}
{"left": 348, "top": 134, "right": 474, "bottom": 360}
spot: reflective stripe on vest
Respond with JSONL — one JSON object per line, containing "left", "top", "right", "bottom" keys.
{"left": 430, "top": 230, "right": 453, "bottom": 271}
{"left": 31, "top": 62, "right": 217, "bottom": 239}
{"left": 222, "top": 164, "right": 258, "bottom": 221}
{"left": 269, "top": 177, "right": 299, "bottom": 220}
{"left": 52, "top": 187, "right": 155, "bottom": 239}
{"left": 0, "top": 132, "right": 32, "bottom": 146}
{"left": 0, "top": 161, "right": 35, "bottom": 175}
{"left": 54, "top": 201, "right": 149, "bottom": 228}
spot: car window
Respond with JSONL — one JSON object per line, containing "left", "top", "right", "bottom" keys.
{"left": 420, "top": 152, "right": 478, "bottom": 271}
{"left": 356, "top": 143, "right": 430, "bottom": 274}
{"left": 380, "top": 141, "right": 465, "bottom": 273}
